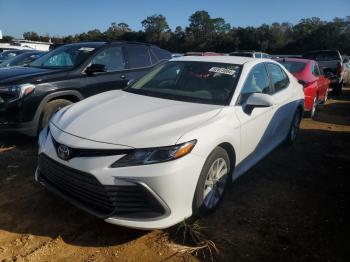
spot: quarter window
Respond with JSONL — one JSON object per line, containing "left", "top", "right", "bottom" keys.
{"left": 126, "top": 45, "right": 152, "bottom": 68}
{"left": 239, "top": 63, "right": 270, "bottom": 103}
{"left": 267, "top": 63, "right": 289, "bottom": 93}
{"left": 311, "top": 63, "right": 320, "bottom": 76}
{"left": 90, "top": 46, "right": 125, "bottom": 72}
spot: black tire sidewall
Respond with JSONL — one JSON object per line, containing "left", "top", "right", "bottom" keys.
{"left": 285, "top": 108, "right": 302, "bottom": 145}
{"left": 192, "top": 147, "right": 231, "bottom": 217}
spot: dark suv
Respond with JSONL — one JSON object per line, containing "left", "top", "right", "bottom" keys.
{"left": 302, "top": 50, "right": 348, "bottom": 94}
{"left": 0, "top": 42, "right": 171, "bottom": 136}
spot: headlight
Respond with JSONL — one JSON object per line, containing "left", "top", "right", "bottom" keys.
{"left": 111, "top": 140, "right": 197, "bottom": 168}
{"left": 8, "top": 83, "right": 35, "bottom": 100}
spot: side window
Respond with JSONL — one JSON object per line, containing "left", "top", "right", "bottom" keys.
{"left": 126, "top": 45, "right": 152, "bottom": 68}
{"left": 151, "top": 47, "right": 171, "bottom": 61}
{"left": 239, "top": 63, "right": 270, "bottom": 104}
{"left": 255, "top": 53, "right": 262, "bottom": 58}
{"left": 262, "top": 54, "right": 270, "bottom": 58}
{"left": 311, "top": 63, "right": 320, "bottom": 76}
{"left": 43, "top": 52, "right": 74, "bottom": 67}
{"left": 91, "top": 46, "right": 125, "bottom": 71}
{"left": 267, "top": 63, "right": 289, "bottom": 93}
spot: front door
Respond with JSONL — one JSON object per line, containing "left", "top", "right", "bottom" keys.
{"left": 83, "top": 45, "right": 129, "bottom": 97}
{"left": 235, "top": 63, "right": 274, "bottom": 162}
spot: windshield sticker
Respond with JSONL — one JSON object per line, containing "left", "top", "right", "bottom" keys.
{"left": 79, "top": 47, "right": 95, "bottom": 52}
{"left": 209, "top": 67, "right": 236, "bottom": 76}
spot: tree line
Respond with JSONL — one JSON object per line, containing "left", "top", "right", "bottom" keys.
{"left": 2, "top": 11, "right": 350, "bottom": 54}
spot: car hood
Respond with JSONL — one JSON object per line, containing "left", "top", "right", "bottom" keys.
{"left": 0, "top": 66, "right": 58, "bottom": 85}
{"left": 51, "top": 90, "right": 223, "bottom": 148}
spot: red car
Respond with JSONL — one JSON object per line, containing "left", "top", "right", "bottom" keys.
{"left": 276, "top": 58, "right": 330, "bottom": 118}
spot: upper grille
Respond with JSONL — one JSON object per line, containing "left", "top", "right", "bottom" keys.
{"left": 38, "top": 154, "right": 166, "bottom": 219}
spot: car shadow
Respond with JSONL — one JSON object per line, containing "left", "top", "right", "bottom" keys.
{"left": 199, "top": 127, "right": 350, "bottom": 262}
{"left": 315, "top": 101, "right": 350, "bottom": 125}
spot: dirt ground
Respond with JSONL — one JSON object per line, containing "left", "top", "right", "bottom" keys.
{"left": 0, "top": 88, "right": 349, "bottom": 262}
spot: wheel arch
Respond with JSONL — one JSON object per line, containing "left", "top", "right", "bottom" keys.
{"left": 218, "top": 142, "right": 236, "bottom": 171}
{"left": 32, "top": 90, "right": 84, "bottom": 134}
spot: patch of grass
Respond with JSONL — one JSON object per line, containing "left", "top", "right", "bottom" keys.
{"left": 167, "top": 219, "right": 219, "bottom": 261}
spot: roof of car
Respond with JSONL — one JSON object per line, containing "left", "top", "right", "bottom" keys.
{"left": 170, "top": 55, "right": 257, "bottom": 65}
{"left": 63, "top": 41, "right": 161, "bottom": 48}
{"left": 65, "top": 42, "right": 107, "bottom": 47}
{"left": 275, "top": 57, "right": 313, "bottom": 64}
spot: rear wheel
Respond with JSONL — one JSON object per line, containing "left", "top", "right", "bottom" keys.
{"left": 309, "top": 97, "right": 317, "bottom": 119}
{"left": 285, "top": 108, "right": 302, "bottom": 145}
{"left": 333, "top": 82, "right": 343, "bottom": 95}
{"left": 193, "top": 147, "right": 231, "bottom": 217}
{"left": 40, "top": 99, "right": 72, "bottom": 131}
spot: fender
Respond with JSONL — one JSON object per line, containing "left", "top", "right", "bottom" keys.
{"left": 31, "top": 90, "right": 84, "bottom": 135}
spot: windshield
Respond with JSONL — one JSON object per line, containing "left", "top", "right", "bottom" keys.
{"left": 125, "top": 61, "right": 242, "bottom": 105}
{"left": 0, "top": 51, "right": 20, "bottom": 62}
{"left": 30, "top": 45, "right": 95, "bottom": 69}
{"left": 279, "top": 61, "right": 306, "bottom": 73}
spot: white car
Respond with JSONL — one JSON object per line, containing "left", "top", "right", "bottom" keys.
{"left": 36, "top": 56, "right": 304, "bottom": 229}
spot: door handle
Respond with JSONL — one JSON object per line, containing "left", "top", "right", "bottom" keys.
{"left": 120, "top": 74, "right": 128, "bottom": 80}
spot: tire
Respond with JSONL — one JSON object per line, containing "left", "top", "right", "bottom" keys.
{"left": 333, "top": 82, "right": 343, "bottom": 95}
{"left": 309, "top": 97, "right": 317, "bottom": 119}
{"left": 323, "top": 90, "right": 328, "bottom": 104}
{"left": 285, "top": 108, "right": 302, "bottom": 145}
{"left": 193, "top": 147, "right": 231, "bottom": 217}
{"left": 40, "top": 99, "right": 73, "bottom": 131}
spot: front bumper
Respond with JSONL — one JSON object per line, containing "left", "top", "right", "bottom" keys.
{"left": 36, "top": 130, "right": 205, "bottom": 229}
{"left": 0, "top": 118, "right": 37, "bottom": 136}
{"left": 0, "top": 96, "right": 37, "bottom": 136}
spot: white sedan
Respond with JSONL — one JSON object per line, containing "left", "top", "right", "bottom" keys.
{"left": 36, "top": 56, "right": 304, "bottom": 229}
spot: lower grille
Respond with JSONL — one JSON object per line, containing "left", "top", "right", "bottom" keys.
{"left": 0, "top": 92, "right": 18, "bottom": 102}
{"left": 38, "top": 154, "right": 166, "bottom": 219}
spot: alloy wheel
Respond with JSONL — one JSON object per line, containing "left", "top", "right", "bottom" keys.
{"left": 203, "top": 157, "right": 228, "bottom": 209}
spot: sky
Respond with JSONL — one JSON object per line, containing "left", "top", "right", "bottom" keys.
{"left": 0, "top": 0, "right": 349, "bottom": 38}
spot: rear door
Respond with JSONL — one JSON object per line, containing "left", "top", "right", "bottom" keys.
{"left": 124, "top": 44, "right": 155, "bottom": 83}
{"left": 83, "top": 45, "right": 129, "bottom": 97}
{"left": 312, "top": 62, "right": 327, "bottom": 101}
{"left": 267, "top": 63, "right": 296, "bottom": 143}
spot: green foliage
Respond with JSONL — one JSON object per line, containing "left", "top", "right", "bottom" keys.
{"left": 11, "top": 13, "right": 350, "bottom": 54}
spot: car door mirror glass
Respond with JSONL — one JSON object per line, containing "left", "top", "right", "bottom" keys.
{"left": 85, "top": 64, "right": 107, "bottom": 75}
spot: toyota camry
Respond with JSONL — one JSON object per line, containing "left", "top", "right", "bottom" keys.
{"left": 36, "top": 56, "right": 304, "bottom": 229}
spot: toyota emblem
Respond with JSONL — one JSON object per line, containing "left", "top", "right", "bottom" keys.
{"left": 57, "top": 144, "right": 71, "bottom": 160}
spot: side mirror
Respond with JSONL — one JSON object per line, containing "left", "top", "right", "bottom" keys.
{"left": 85, "top": 64, "right": 107, "bottom": 75}
{"left": 244, "top": 93, "right": 274, "bottom": 114}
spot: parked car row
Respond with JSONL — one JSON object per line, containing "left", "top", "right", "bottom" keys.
{"left": 0, "top": 41, "right": 343, "bottom": 229}
{"left": 0, "top": 41, "right": 172, "bottom": 136}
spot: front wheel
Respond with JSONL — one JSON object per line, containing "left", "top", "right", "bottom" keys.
{"left": 40, "top": 99, "right": 73, "bottom": 132}
{"left": 285, "top": 108, "right": 302, "bottom": 145}
{"left": 193, "top": 147, "right": 231, "bottom": 217}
